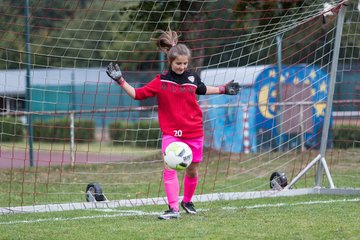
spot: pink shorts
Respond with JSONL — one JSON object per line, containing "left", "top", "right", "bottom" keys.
{"left": 162, "top": 135, "right": 204, "bottom": 163}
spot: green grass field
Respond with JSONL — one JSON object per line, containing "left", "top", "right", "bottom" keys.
{"left": 0, "top": 194, "right": 359, "bottom": 240}
{"left": 0, "top": 143, "right": 359, "bottom": 239}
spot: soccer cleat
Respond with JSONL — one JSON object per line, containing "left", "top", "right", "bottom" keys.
{"left": 158, "top": 208, "right": 180, "bottom": 220}
{"left": 181, "top": 201, "right": 197, "bottom": 214}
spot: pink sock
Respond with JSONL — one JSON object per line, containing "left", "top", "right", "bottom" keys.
{"left": 163, "top": 169, "right": 179, "bottom": 211}
{"left": 183, "top": 175, "right": 198, "bottom": 203}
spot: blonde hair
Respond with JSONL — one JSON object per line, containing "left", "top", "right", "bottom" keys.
{"left": 155, "top": 28, "right": 191, "bottom": 63}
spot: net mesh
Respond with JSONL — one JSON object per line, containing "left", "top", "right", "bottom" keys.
{"left": 0, "top": 0, "right": 359, "bottom": 212}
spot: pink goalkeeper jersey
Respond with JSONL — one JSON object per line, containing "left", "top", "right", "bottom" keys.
{"left": 134, "top": 70, "right": 207, "bottom": 139}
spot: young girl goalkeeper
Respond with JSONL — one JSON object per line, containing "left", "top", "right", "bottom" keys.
{"left": 106, "top": 28, "right": 239, "bottom": 220}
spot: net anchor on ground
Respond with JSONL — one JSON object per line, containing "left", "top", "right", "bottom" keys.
{"left": 85, "top": 183, "right": 108, "bottom": 202}
{"left": 270, "top": 171, "right": 288, "bottom": 190}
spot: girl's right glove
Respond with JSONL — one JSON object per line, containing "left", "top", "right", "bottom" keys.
{"left": 106, "top": 62, "right": 125, "bottom": 86}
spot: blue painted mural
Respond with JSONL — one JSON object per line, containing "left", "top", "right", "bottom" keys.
{"left": 201, "top": 87, "right": 257, "bottom": 153}
{"left": 201, "top": 65, "right": 331, "bottom": 153}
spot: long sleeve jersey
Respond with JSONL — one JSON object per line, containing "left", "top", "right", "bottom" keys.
{"left": 135, "top": 70, "right": 207, "bottom": 139}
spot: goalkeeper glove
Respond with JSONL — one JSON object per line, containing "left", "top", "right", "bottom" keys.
{"left": 219, "top": 80, "right": 240, "bottom": 95}
{"left": 106, "top": 62, "right": 125, "bottom": 86}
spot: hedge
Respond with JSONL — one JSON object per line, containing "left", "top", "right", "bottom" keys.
{"left": 33, "top": 118, "right": 95, "bottom": 143}
{"left": 108, "top": 120, "right": 161, "bottom": 148}
{"left": 333, "top": 124, "right": 360, "bottom": 149}
{"left": 0, "top": 116, "right": 24, "bottom": 142}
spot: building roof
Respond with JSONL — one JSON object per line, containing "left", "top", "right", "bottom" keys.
{"left": 1, "top": 65, "right": 285, "bottom": 95}
{"left": 0, "top": 68, "right": 110, "bottom": 95}
{"left": 200, "top": 65, "right": 270, "bottom": 86}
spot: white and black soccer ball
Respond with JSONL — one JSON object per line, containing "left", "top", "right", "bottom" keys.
{"left": 164, "top": 141, "right": 193, "bottom": 170}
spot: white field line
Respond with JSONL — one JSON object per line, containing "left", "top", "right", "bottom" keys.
{"left": 0, "top": 198, "right": 358, "bottom": 225}
{"left": 2, "top": 188, "right": 359, "bottom": 214}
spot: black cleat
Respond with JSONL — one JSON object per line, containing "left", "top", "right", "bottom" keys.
{"left": 158, "top": 207, "right": 180, "bottom": 220}
{"left": 181, "top": 201, "right": 197, "bottom": 214}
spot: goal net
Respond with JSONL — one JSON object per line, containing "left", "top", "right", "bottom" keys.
{"left": 0, "top": 0, "right": 359, "bottom": 213}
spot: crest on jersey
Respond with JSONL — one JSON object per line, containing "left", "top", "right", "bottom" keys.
{"left": 188, "top": 76, "right": 195, "bottom": 82}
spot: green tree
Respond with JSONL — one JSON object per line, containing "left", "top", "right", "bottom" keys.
{"left": 0, "top": 0, "right": 78, "bottom": 69}
{"left": 1, "top": 0, "right": 359, "bottom": 70}
{"left": 231, "top": 0, "right": 360, "bottom": 66}
{"left": 119, "top": 0, "right": 237, "bottom": 70}
{"left": 341, "top": 0, "right": 360, "bottom": 61}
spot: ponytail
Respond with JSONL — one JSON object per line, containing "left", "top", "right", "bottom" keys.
{"left": 155, "top": 27, "right": 191, "bottom": 63}
{"left": 156, "top": 28, "right": 179, "bottom": 53}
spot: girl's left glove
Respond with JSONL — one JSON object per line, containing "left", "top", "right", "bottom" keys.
{"left": 219, "top": 80, "right": 240, "bottom": 95}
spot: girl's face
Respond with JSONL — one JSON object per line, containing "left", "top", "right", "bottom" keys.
{"left": 170, "top": 55, "right": 189, "bottom": 75}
